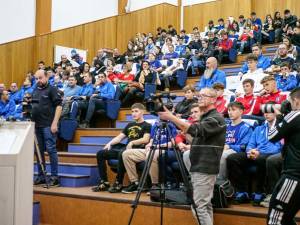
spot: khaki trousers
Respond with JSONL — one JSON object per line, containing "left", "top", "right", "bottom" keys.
{"left": 122, "top": 149, "right": 161, "bottom": 184}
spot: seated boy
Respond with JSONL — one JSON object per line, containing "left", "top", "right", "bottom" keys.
{"left": 227, "top": 106, "right": 282, "bottom": 205}
{"left": 218, "top": 102, "right": 253, "bottom": 180}
{"left": 259, "top": 75, "right": 287, "bottom": 104}
{"left": 91, "top": 103, "right": 151, "bottom": 193}
{"left": 275, "top": 62, "right": 297, "bottom": 92}
{"left": 122, "top": 120, "right": 177, "bottom": 193}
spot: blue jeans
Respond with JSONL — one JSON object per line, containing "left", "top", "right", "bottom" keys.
{"left": 35, "top": 127, "right": 58, "bottom": 177}
{"left": 191, "top": 56, "right": 204, "bottom": 75}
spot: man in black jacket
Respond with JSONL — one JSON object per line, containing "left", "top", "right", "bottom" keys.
{"left": 159, "top": 88, "right": 226, "bottom": 225}
{"left": 267, "top": 87, "right": 300, "bottom": 225}
{"left": 32, "top": 70, "right": 62, "bottom": 187}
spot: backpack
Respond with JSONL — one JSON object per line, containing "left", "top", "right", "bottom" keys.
{"left": 211, "top": 178, "right": 235, "bottom": 208}
{"left": 150, "top": 189, "right": 192, "bottom": 205}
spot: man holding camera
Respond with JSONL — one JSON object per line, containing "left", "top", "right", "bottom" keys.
{"left": 159, "top": 88, "right": 226, "bottom": 225}
{"left": 32, "top": 70, "right": 62, "bottom": 187}
{"left": 267, "top": 87, "right": 300, "bottom": 225}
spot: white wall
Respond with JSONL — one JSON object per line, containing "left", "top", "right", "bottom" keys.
{"left": 126, "top": 0, "right": 178, "bottom": 12}
{"left": 182, "top": 0, "right": 217, "bottom": 6}
{"left": 51, "top": 0, "right": 118, "bottom": 31}
{"left": 0, "top": 0, "right": 35, "bottom": 44}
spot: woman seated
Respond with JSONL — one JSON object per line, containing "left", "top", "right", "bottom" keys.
{"left": 115, "top": 64, "right": 135, "bottom": 98}
{"left": 121, "top": 61, "right": 155, "bottom": 107}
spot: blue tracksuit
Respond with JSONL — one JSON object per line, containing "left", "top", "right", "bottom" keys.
{"left": 225, "top": 121, "right": 253, "bottom": 153}
{"left": 9, "top": 91, "right": 20, "bottom": 104}
{"left": 0, "top": 100, "right": 16, "bottom": 119}
{"left": 150, "top": 122, "right": 178, "bottom": 146}
{"left": 241, "top": 54, "right": 271, "bottom": 74}
{"left": 77, "top": 83, "right": 94, "bottom": 97}
{"left": 198, "top": 69, "right": 227, "bottom": 90}
{"left": 17, "top": 86, "right": 34, "bottom": 102}
{"left": 246, "top": 122, "right": 282, "bottom": 155}
{"left": 275, "top": 74, "right": 298, "bottom": 91}
{"left": 95, "top": 82, "right": 115, "bottom": 100}
{"left": 149, "top": 60, "right": 163, "bottom": 70}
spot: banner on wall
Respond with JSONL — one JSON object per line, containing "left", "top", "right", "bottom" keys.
{"left": 54, "top": 45, "right": 88, "bottom": 67}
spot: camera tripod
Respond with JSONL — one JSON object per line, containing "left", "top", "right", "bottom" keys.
{"left": 127, "top": 121, "right": 201, "bottom": 225}
{"left": 34, "top": 134, "right": 50, "bottom": 189}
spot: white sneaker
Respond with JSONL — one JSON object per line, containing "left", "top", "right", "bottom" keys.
{"left": 260, "top": 194, "right": 272, "bottom": 208}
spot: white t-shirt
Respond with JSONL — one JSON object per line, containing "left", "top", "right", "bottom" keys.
{"left": 236, "top": 68, "right": 268, "bottom": 94}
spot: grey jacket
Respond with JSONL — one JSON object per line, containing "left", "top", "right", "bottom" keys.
{"left": 187, "top": 109, "right": 226, "bottom": 174}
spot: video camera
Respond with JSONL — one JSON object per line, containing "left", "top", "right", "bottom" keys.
{"left": 145, "top": 92, "right": 177, "bottom": 115}
{"left": 22, "top": 95, "right": 33, "bottom": 120}
{"left": 260, "top": 100, "right": 292, "bottom": 116}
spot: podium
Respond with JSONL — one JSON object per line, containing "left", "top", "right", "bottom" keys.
{"left": 0, "top": 122, "right": 34, "bottom": 225}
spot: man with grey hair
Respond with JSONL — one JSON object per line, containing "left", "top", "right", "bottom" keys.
{"left": 159, "top": 88, "right": 226, "bottom": 225}
{"left": 197, "top": 57, "right": 226, "bottom": 90}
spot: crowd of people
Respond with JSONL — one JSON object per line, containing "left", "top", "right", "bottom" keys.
{"left": 1, "top": 8, "right": 300, "bottom": 224}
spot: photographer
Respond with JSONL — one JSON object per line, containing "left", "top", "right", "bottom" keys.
{"left": 159, "top": 88, "right": 226, "bottom": 225}
{"left": 32, "top": 70, "right": 62, "bottom": 187}
{"left": 267, "top": 87, "right": 300, "bottom": 225}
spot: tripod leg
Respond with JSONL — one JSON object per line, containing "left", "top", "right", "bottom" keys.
{"left": 34, "top": 134, "right": 49, "bottom": 189}
{"left": 127, "top": 147, "right": 156, "bottom": 225}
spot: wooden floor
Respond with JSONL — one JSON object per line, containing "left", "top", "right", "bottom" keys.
{"left": 34, "top": 186, "right": 300, "bottom": 225}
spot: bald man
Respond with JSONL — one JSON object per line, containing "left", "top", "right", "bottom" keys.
{"left": 197, "top": 57, "right": 226, "bottom": 90}
{"left": 159, "top": 88, "right": 226, "bottom": 225}
{"left": 32, "top": 69, "right": 62, "bottom": 187}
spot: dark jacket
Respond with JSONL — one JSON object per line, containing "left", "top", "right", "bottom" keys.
{"left": 31, "top": 83, "right": 62, "bottom": 127}
{"left": 174, "top": 98, "right": 197, "bottom": 119}
{"left": 268, "top": 111, "right": 300, "bottom": 179}
{"left": 187, "top": 108, "right": 226, "bottom": 174}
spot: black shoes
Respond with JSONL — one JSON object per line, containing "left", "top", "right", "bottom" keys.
{"left": 92, "top": 180, "right": 110, "bottom": 192}
{"left": 34, "top": 176, "right": 60, "bottom": 187}
{"left": 122, "top": 182, "right": 139, "bottom": 194}
{"left": 34, "top": 176, "right": 46, "bottom": 185}
{"left": 108, "top": 181, "right": 123, "bottom": 193}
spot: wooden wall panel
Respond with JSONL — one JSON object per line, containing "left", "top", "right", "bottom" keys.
{"left": 116, "top": 4, "right": 178, "bottom": 52}
{"left": 183, "top": 0, "right": 251, "bottom": 32}
{"left": 251, "top": 0, "right": 300, "bottom": 20}
{"left": 35, "top": 16, "right": 117, "bottom": 67}
{"left": 0, "top": 38, "right": 35, "bottom": 87}
{"left": 35, "top": 0, "right": 52, "bottom": 35}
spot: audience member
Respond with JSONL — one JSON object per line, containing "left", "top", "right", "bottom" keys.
{"left": 236, "top": 54, "right": 268, "bottom": 95}
{"left": 174, "top": 85, "right": 197, "bottom": 119}
{"left": 240, "top": 44, "right": 271, "bottom": 74}
{"left": 259, "top": 75, "right": 287, "bottom": 104}
{"left": 91, "top": 103, "right": 151, "bottom": 193}
{"left": 236, "top": 79, "right": 261, "bottom": 115}
{"left": 197, "top": 57, "right": 226, "bottom": 89}
{"left": 227, "top": 108, "right": 282, "bottom": 205}
{"left": 0, "top": 90, "right": 16, "bottom": 119}
{"left": 218, "top": 102, "right": 253, "bottom": 180}
{"left": 275, "top": 62, "right": 297, "bottom": 91}
{"left": 212, "top": 83, "right": 228, "bottom": 114}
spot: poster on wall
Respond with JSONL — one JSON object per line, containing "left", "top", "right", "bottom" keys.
{"left": 54, "top": 45, "right": 88, "bottom": 67}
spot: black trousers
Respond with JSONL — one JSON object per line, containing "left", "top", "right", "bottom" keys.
{"left": 267, "top": 174, "right": 300, "bottom": 225}
{"left": 85, "top": 97, "right": 105, "bottom": 122}
{"left": 96, "top": 143, "right": 126, "bottom": 184}
{"left": 266, "top": 153, "right": 283, "bottom": 194}
{"left": 227, "top": 152, "right": 270, "bottom": 193}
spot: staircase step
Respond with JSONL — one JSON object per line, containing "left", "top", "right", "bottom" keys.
{"left": 33, "top": 201, "right": 40, "bottom": 225}
{"left": 79, "top": 136, "right": 127, "bottom": 145}
{"left": 34, "top": 172, "right": 92, "bottom": 187}
{"left": 45, "top": 152, "right": 97, "bottom": 164}
{"left": 34, "top": 162, "right": 99, "bottom": 186}
{"left": 68, "top": 143, "right": 104, "bottom": 153}
{"left": 73, "top": 128, "right": 122, "bottom": 143}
